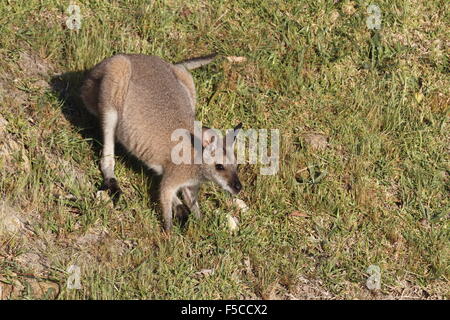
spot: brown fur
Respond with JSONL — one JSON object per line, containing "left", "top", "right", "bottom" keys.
{"left": 80, "top": 54, "right": 241, "bottom": 231}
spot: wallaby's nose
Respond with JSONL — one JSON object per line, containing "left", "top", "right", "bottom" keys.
{"left": 232, "top": 180, "right": 242, "bottom": 194}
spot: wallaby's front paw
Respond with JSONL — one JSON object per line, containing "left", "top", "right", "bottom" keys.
{"left": 191, "top": 206, "right": 202, "bottom": 219}
{"left": 175, "top": 204, "right": 190, "bottom": 228}
{"left": 163, "top": 221, "right": 172, "bottom": 233}
{"left": 100, "top": 177, "right": 122, "bottom": 202}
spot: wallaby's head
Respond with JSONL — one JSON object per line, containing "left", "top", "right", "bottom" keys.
{"left": 200, "top": 123, "right": 243, "bottom": 195}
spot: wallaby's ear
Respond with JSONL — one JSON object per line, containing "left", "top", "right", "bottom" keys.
{"left": 202, "top": 127, "right": 218, "bottom": 148}
{"left": 202, "top": 127, "right": 224, "bottom": 164}
{"left": 233, "top": 123, "right": 243, "bottom": 142}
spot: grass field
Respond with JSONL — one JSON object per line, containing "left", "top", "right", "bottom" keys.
{"left": 0, "top": 0, "right": 448, "bottom": 299}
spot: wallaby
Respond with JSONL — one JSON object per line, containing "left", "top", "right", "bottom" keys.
{"left": 80, "top": 53, "right": 242, "bottom": 231}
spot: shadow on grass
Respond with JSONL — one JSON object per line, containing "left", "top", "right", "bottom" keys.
{"left": 49, "top": 71, "right": 191, "bottom": 229}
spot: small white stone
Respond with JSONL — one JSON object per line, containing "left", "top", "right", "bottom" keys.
{"left": 0, "top": 202, "right": 25, "bottom": 235}
{"left": 226, "top": 214, "right": 239, "bottom": 233}
{"left": 366, "top": 265, "right": 381, "bottom": 291}
{"left": 226, "top": 56, "right": 247, "bottom": 63}
{"left": 95, "top": 190, "right": 110, "bottom": 201}
{"left": 233, "top": 198, "right": 249, "bottom": 212}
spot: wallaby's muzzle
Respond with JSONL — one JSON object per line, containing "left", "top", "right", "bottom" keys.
{"left": 229, "top": 176, "right": 242, "bottom": 195}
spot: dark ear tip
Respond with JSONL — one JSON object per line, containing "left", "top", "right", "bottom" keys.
{"left": 234, "top": 123, "right": 243, "bottom": 131}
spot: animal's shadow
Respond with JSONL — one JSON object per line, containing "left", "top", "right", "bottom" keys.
{"left": 50, "top": 71, "right": 190, "bottom": 229}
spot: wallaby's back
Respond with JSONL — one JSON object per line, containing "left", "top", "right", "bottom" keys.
{"left": 81, "top": 54, "right": 195, "bottom": 167}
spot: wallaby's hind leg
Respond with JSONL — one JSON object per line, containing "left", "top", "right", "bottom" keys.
{"left": 181, "top": 185, "right": 201, "bottom": 219}
{"left": 93, "top": 55, "right": 131, "bottom": 200}
{"left": 99, "top": 109, "right": 122, "bottom": 198}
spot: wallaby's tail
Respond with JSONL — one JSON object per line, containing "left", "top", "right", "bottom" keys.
{"left": 175, "top": 53, "right": 217, "bottom": 70}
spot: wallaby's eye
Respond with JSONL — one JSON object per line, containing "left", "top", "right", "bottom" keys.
{"left": 215, "top": 164, "right": 225, "bottom": 171}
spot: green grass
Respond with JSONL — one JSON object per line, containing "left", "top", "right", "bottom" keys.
{"left": 0, "top": 0, "right": 448, "bottom": 299}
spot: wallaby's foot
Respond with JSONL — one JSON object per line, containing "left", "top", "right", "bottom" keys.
{"left": 100, "top": 177, "right": 122, "bottom": 203}
{"left": 175, "top": 204, "right": 190, "bottom": 228}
